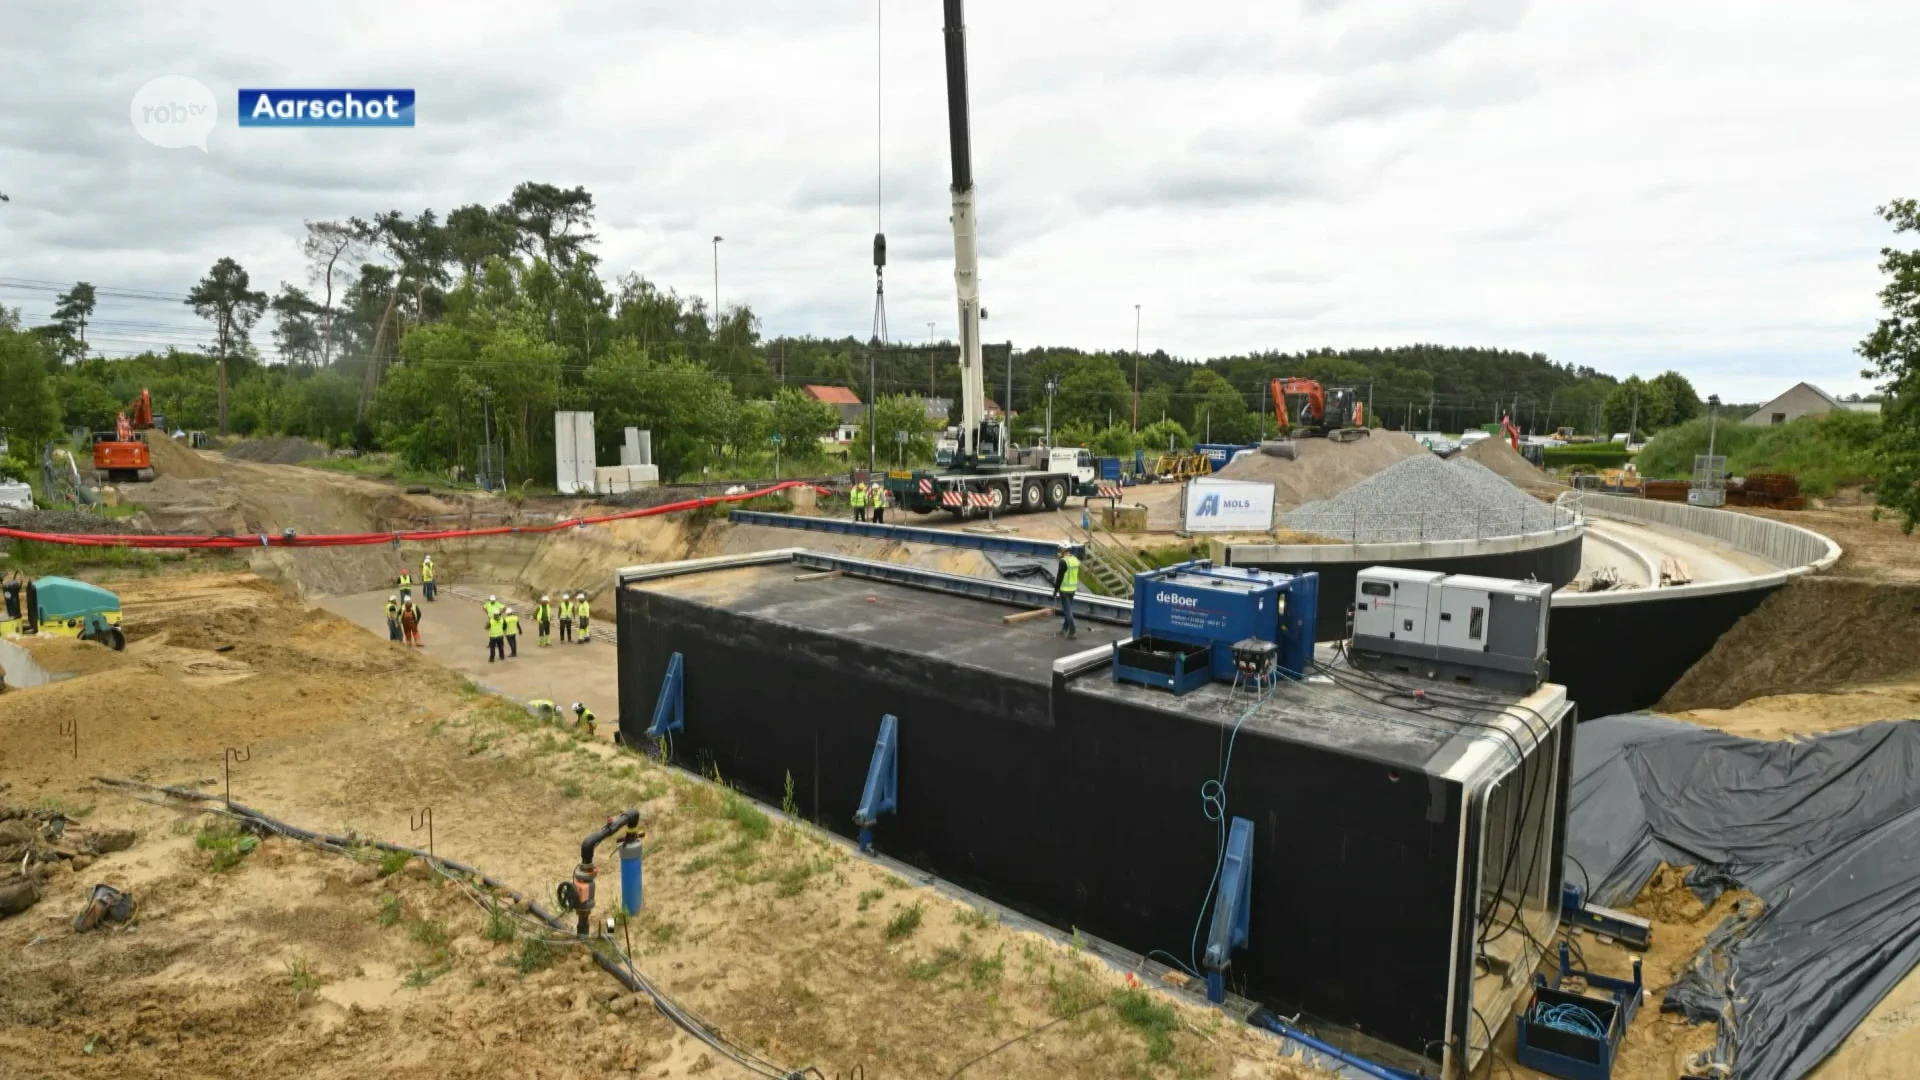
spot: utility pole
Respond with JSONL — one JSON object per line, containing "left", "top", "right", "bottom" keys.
{"left": 478, "top": 386, "right": 494, "bottom": 490}
{"left": 1044, "top": 375, "right": 1057, "bottom": 447}
{"left": 1005, "top": 342, "right": 1013, "bottom": 447}
{"left": 1132, "top": 303, "right": 1141, "bottom": 431}
{"left": 710, "top": 236, "right": 723, "bottom": 336}
{"left": 1367, "top": 380, "right": 1374, "bottom": 426}
{"left": 1628, "top": 386, "right": 1640, "bottom": 443}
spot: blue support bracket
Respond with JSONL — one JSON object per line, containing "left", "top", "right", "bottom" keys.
{"left": 646, "top": 652, "right": 684, "bottom": 744}
{"left": 853, "top": 714, "right": 899, "bottom": 853}
{"left": 1515, "top": 941, "right": 1642, "bottom": 1080}
{"left": 1203, "top": 816, "right": 1255, "bottom": 1004}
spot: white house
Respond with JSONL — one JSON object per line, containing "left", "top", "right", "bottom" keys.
{"left": 1743, "top": 383, "right": 1882, "bottom": 426}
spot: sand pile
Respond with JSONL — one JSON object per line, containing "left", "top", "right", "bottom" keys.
{"left": 1462, "top": 437, "right": 1565, "bottom": 498}
{"left": 142, "top": 433, "right": 222, "bottom": 479}
{"left": 224, "top": 436, "right": 325, "bottom": 465}
{"left": 1217, "top": 431, "right": 1426, "bottom": 510}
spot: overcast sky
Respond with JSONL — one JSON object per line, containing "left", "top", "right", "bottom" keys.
{"left": 3, "top": 0, "right": 1916, "bottom": 400}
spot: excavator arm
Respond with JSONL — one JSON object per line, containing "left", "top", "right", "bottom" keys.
{"left": 1269, "top": 378, "right": 1327, "bottom": 435}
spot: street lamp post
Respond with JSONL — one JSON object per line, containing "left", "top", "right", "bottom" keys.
{"left": 1044, "top": 375, "right": 1058, "bottom": 447}
{"left": 1132, "top": 304, "right": 1141, "bottom": 431}
{"left": 711, "top": 235, "right": 723, "bottom": 335}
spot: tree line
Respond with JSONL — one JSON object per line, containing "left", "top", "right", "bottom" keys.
{"left": 6, "top": 178, "right": 1727, "bottom": 487}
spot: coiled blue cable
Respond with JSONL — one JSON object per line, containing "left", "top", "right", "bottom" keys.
{"left": 1532, "top": 1001, "right": 1607, "bottom": 1039}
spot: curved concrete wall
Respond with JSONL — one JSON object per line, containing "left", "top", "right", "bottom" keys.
{"left": 1225, "top": 496, "right": 1841, "bottom": 719}
{"left": 1222, "top": 523, "right": 1585, "bottom": 640}
{"left": 1547, "top": 496, "right": 1840, "bottom": 718}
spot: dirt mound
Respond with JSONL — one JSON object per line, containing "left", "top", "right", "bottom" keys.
{"left": 1660, "top": 576, "right": 1920, "bottom": 711}
{"left": 142, "top": 434, "right": 223, "bottom": 480}
{"left": 1218, "top": 430, "right": 1426, "bottom": 510}
{"left": 224, "top": 436, "right": 325, "bottom": 465}
{"left": 1462, "top": 437, "right": 1565, "bottom": 498}
{"left": 17, "top": 636, "right": 130, "bottom": 676}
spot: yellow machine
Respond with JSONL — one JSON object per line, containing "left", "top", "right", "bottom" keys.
{"left": 1152, "top": 452, "right": 1211, "bottom": 481}
{"left": 1, "top": 576, "right": 125, "bottom": 651}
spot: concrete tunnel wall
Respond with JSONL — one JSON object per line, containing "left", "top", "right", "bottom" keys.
{"left": 616, "top": 586, "right": 1469, "bottom": 1061}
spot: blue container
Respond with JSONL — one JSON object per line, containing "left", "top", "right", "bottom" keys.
{"left": 1097, "top": 456, "right": 1122, "bottom": 481}
{"left": 1131, "top": 561, "right": 1318, "bottom": 681}
{"left": 618, "top": 837, "right": 643, "bottom": 915}
{"left": 1193, "top": 443, "right": 1258, "bottom": 472}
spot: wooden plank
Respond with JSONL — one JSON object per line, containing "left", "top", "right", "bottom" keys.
{"left": 792, "top": 570, "right": 842, "bottom": 582}
{"left": 1002, "top": 606, "right": 1056, "bottom": 626}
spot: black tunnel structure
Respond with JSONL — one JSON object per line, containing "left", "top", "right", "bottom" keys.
{"left": 617, "top": 551, "right": 1571, "bottom": 1077}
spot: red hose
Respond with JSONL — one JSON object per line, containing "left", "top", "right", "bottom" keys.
{"left": 0, "top": 481, "right": 830, "bottom": 549}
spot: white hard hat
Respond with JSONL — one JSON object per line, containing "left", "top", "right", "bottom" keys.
{"left": 576, "top": 592, "right": 586, "bottom": 599}
{"left": 504, "top": 606, "right": 514, "bottom": 614}
{"left": 572, "top": 702, "right": 584, "bottom": 713}
{"left": 541, "top": 594, "right": 550, "bottom": 601}
{"left": 389, "top": 594, "right": 399, "bottom": 601}
{"left": 488, "top": 594, "right": 497, "bottom": 602}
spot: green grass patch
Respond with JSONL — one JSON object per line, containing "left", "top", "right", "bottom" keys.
{"left": 1636, "top": 410, "right": 1881, "bottom": 496}
{"left": 908, "top": 946, "right": 966, "bottom": 981}
{"left": 511, "top": 937, "right": 556, "bottom": 974}
{"left": 402, "top": 963, "right": 447, "bottom": 989}
{"left": 376, "top": 893, "right": 402, "bottom": 928}
{"left": 650, "top": 921, "right": 680, "bottom": 946}
{"left": 31, "top": 797, "right": 94, "bottom": 819}
{"left": 685, "top": 853, "right": 718, "bottom": 873}
{"left": 775, "top": 863, "right": 815, "bottom": 898}
{"left": 483, "top": 903, "right": 516, "bottom": 944}
{"left": 558, "top": 778, "right": 583, "bottom": 799}
{"left": 1541, "top": 443, "right": 1633, "bottom": 468}
{"left": 953, "top": 905, "right": 995, "bottom": 929}
{"left": 856, "top": 888, "right": 885, "bottom": 912}
{"left": 1046, "top": 963, "right": 1105, "bottom": 1019}
{"left": 884, "top": 903, "right": 924, "bottom": 941}
{"left": 969, "top": 946, "right": 1006, "bottom": 987}
{"left": 408, "top": 918, "right": 451, "bottom": 949}
{"left": 285, "top": 954, "right": 321, "bottom": 992}
{"left": 376, "top": 849, "right": 412, "bottom": 878}
{"left": 1112, "top": 988, "right": 1179, "bottom": 1063}
{"left": 301, "top": 452, "right": 451, "bottom": 489}
{"left": 721, "top": 791, "right": 771, "bottom": 841}
{"left": 194, "top": 821, "right": 259, "bottom": 872}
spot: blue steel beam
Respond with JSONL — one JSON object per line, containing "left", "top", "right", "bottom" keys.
{"left": 854, "top": 713, "right": 899, "bottom": 853}
{"left": 1205, "top": 816, "right": 1255, "bottom": 1004}
{"left": 729, "top": 509, "right": 1063, "bottom": 559}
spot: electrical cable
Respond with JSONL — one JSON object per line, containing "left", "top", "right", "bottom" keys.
{"left": 89, "top": 776, "right": 822, "bottom": 1080}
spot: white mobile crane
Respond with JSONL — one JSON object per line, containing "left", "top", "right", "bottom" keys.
{"left": 884, "top": 0, "right": 1101, "bottom": 518}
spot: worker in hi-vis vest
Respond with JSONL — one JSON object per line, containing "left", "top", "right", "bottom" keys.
{"left": 850, "top": 481, "right": 867, "bottom": 522}
{"left": 486, "top": 606, "right": 506, "bottom": 663}
{"left": 558, "top": 594, "right": 574, "bottom": 643}
{"left": 1055, "top": 542, "right": 1082, "bottom": 638}
{"left": 420, "top": 555, "right": 436, "bottom": 601}
{"left": 535, "top": 595, "right": 553, "bottom": 647}
{"left": 576, "top": 593, "right": 591, "bottom": 643}
{"left": 396, "top": 568, "right": 412, "bottom": 604}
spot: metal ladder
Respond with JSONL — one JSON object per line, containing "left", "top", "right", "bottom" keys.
{"left": 1067, "top": 519, "right": 1149, "bottom": 600}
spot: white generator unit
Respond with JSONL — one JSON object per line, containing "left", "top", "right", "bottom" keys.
{"left": 1349, "top": 567, "right": 1550, "bottom": 692}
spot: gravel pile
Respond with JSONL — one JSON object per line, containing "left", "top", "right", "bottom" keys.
{"left": 224, "top": 437, "right": 325, "bottom": 465}
{"left": 1282, "top": 455, "right": 1558, "bottom": 542}
{"left": 0, "top": 509, "right": 151, "bottom": 535}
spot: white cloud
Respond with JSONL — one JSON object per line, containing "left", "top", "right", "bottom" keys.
{"left": 0, "top": 0, "right": 1914, "bottom": 399}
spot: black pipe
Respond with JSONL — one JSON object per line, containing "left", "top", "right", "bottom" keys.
{"left": 581, "top": 809, "right": 640, "bottom": 866}
{"left": 941, "top": 0, "right": 973, "bottom": 194}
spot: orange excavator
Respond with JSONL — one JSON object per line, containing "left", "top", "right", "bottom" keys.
{"left": 1270, "top": 378, "right": 1369, "bottom": 443}
{"left": 91, "top": 389, "right": 156, "bottom": 483}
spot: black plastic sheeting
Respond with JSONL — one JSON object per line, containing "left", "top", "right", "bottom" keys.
{"left": 1566, "top": 713, "right": 1920, "bottom": 1079}
{"left": 980, "top": 550, "right": 1056, "bottom": 586}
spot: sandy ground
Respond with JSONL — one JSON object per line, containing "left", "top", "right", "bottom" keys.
{"left": 1736, "top": 495, "right": 1920, "bottom": 584}
{"left": 318, "top": 586, "right": 623, "bottom": 732}
{"left": 1, "top": 571, "right": 1317, "bottom": 1080}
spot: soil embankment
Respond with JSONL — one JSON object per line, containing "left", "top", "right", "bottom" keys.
{"left": 1659, "top": 576, "right": 1920, "bottom": 714}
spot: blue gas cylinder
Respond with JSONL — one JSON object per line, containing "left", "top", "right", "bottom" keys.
{"left": 618, "top": 836, "right": 643, "bottom": 915}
